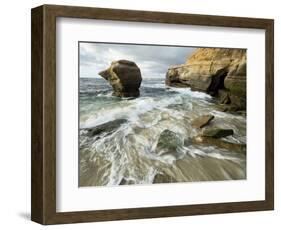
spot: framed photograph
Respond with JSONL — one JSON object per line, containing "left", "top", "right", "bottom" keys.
{"left": 31, "top": 4, "right": 274, "bottom": 224}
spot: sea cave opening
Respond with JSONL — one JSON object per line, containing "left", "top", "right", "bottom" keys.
{"left": 207, "top": 69, "right": 228, "bottom": 96}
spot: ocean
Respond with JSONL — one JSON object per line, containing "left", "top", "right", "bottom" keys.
{"left": 79, "top": 78, "right": 246, "bottom": 187}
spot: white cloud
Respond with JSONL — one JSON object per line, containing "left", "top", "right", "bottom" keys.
{"left": 79, "top": 42, "right": 196, "bottom": 78}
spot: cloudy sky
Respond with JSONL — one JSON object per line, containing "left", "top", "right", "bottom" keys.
{"left": 79, "top": 42, "right": 196, "bottom": 78}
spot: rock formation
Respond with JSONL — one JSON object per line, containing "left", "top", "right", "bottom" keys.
{"left": 192, "top": 135, "right": 246, "bottom": 154}
{"left": 191, "top": 115, "right": 214, "bottom": 129}
{"left": 202, "top": 128, "right": 234, "bottom": 138}
{"left": 99, "top": 60, "right": 142, "bottom": 97}
{"left": 153, "top": 172, "right": 176, "bottom": 184}
{"left": 192, "top": 127, "right": 245, "bottom": 154}
{"left": 85, "top": 119, "right": 127, "bottom": 137}
{"left": 166, "top": 48, "right": 246, "bottom": 111}
{"left": 156, "top": 129, "right": 183, "bottom": 155}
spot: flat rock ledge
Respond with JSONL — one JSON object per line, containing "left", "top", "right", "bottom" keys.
{"left": 192, "top": 127, "right": 245, "bottom": 154}
{"left": 84, "top": 119, "right": 127, "bottom": 137}
{"left": 202, "top": 128, "right": 234, "bottom": 138}
{"left": 192, "top": 135, "right": 246, "bottom": 154}
{"left": 191, "top": 115, "right": 214, "bottom": 129}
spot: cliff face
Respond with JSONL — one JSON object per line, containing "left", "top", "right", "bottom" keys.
{"left": 166, "top": 48, "right": 246, "bottom": 111}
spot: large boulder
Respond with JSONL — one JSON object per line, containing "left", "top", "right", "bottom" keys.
{"left": 99, "top": 60, "right": 142, "bottom": 97}
{"left": 166, "top": 48, "right": 246, "bottom": 110}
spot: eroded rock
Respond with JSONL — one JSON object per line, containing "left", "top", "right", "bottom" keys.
{"left": 99, "top": 60, "right": 142, "bottom": 97}
{"left": 218, "top": 89, "right": 231, "bottom": 104}
{"left": 166, "top": 48, "right": 246, "bottom": 111}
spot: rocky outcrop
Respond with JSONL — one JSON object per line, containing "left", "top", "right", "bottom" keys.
{"left": 99, "top": 60, "right": 142, "bottom": 97}
{"left": 166, "top": 48, "right": 246, "bottom": 111}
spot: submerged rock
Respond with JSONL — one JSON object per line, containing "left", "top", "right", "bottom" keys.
{"left": 191, "top": 115, "right": 214, "bottom": 129}
{"left": 85, "top": 119, "right": 127, "bottom": 137}
{"left": 99, "top": 60, "right": 142, "bottom": 97}
{"left": 119, "top": 178, "right": 135, "bottom": 185}
{"left": 153, "top": 172, "right": 177, "bottom": 184}
{"left": 156, "top": 129, "right": 183, "bottom": 154}
{"left": 166, "top": 48, "right": 246, "bottom": 111}
{"left": 202, "top": 128, "right": 234, "bottom": 138}
{"left": 193, "top": 135, "right": 246, "bottom": 154}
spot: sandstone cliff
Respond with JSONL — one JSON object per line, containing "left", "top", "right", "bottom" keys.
{"left": 99, "top": 60, "right": 142, "bottom": 97}
{"left": 166, "top": 48, "right": 246, "bottom": 111}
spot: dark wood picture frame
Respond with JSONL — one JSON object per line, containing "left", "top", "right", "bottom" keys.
{"left": 31, "top": 4, "right": 274, "bottom": 225}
